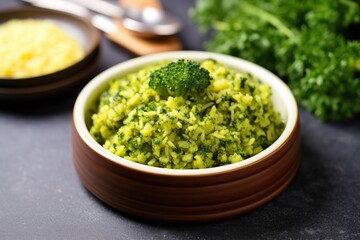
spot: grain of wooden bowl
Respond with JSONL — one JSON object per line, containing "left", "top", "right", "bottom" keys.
{"left": 72, "top": 51, "right": 301, "bottom": 222}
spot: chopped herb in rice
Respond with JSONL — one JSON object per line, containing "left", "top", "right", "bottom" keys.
{"left": 90, "top": 59, "right": 285, "bottom": 169}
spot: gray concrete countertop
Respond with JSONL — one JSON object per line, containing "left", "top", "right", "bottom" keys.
{"left": 1, "top": 1, "right": 359, "bottom": 239}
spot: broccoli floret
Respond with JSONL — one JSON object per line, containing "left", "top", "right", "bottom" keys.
{"left": 149, "top": 59, "right": 212, "bottom": 99}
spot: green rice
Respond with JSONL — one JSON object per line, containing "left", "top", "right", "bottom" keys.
{"left": 89, "top": 59, "right": 285, "bottom": 169}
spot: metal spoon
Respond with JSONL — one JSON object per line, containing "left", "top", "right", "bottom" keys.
{"left": 70, "top": 0, "right": 182, "bottom": 37}
{"left": 22, "top": 0, "right": 182, "bottom": 37}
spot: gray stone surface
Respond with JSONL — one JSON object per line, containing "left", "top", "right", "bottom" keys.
{"left": 1, "top": 1, "right": 359, "bottom": 239}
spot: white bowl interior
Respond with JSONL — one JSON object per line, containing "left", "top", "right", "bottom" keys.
{"left": 74, "top": 51, "right": 298, "bottom": 176}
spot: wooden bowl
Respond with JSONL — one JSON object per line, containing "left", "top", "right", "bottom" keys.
{"left": 0, "top": 7, "right": 100, "bottom": 88}
{"left": 72, "top": 51, "right": 301, "bottom": 222}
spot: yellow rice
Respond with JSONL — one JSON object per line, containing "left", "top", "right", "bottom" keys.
{"left": 0, "top": 19, "right": 84, "bottom": 78}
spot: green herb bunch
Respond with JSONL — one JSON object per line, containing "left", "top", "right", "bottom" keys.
{"left": 191, "top": 0, "right": 360, "bottom": 121}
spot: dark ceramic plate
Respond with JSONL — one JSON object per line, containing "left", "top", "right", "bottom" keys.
{"left": 0, "top": 47, "right": 100, "bottom": 101}
{"left": 0, "top": 7, "right": 100, "bottom": 87}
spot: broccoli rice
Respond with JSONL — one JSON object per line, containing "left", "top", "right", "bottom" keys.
{"left": 89, "top": 59, "right": 285, "bottom": 169}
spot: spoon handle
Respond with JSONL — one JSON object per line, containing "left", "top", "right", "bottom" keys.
{"left": 104, "top": 0, "right": 182, "bottom": 55}
{"left": 72, "top": 0, "right": 124, "bottom": 18}
{"left": 120, "top": 0, "right": 162, "bottom": 10}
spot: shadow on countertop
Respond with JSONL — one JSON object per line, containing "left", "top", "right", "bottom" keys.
{"left": 0, "top": 90, "right": 78, "bottom": 117}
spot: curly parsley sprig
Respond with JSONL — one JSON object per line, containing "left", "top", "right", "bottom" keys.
{"left": 191, "top": 0, "right": 360, "bottom": 121}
